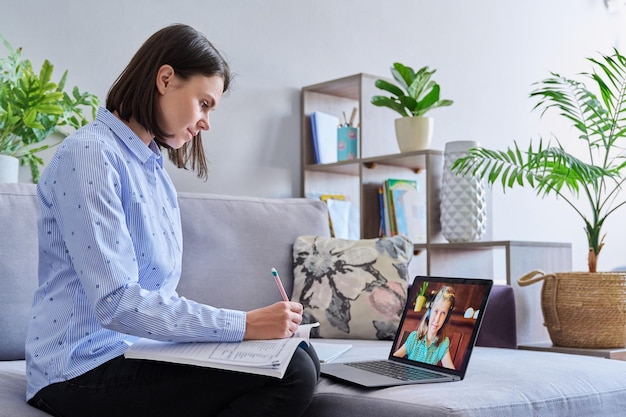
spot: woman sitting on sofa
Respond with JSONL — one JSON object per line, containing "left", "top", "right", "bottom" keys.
{"left": 25, "top": 24, "right": 319, "bottom": 417}
{"left": 393, "top": 286, "right": 456, "bottom": 369}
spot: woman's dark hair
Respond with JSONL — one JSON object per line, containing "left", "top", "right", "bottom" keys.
{"left": 106, "top": 24, "right": 231, "bottom": 180}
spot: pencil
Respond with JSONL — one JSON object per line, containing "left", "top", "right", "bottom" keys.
{"left": 271, "top": 267, "right": 289, "bottom": 301}
{"left": 348, "top": 107, "right": 357, "bottom": 127}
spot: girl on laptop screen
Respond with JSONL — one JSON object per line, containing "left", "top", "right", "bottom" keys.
{"left": 392, "top": 286, "right": 456, "bottom": 369}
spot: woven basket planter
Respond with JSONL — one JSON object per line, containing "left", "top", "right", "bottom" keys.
{"left": 518, "top": 271, "right": 626, "bottom": 349}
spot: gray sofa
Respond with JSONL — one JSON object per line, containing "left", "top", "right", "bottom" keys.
{"left": 3, "top": 182, "right": 626, "bottom": 417}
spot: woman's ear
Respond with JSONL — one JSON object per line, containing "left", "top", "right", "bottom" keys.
{"left": 156, "top": 64, "right": 175, "bottom": 94}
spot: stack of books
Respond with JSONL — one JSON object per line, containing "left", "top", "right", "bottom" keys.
{"left": 310, "top": 111, "right": 339, "bottom": 164}
{"left": 378, "top": 179, "right": 426, "bottom": 244}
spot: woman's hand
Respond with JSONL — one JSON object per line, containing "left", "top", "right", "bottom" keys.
{"left": 243, "top": 301, "right": 303, "bottom": 340}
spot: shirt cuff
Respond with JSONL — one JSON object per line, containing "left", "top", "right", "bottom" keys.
{"left": 217, "top": 309, "right": 247, "bottom": 342}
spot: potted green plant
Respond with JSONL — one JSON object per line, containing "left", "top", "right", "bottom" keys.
{"left": 371, "top": 62, "right": 453, "bottom": 152}
{"left": 0, "top": 34, "right": 98, "bottom": 183}
{"left": 413, "top": 281, "right": 428, "bottom": 312}
{"left": 451, "top": 49, "right": 626, "bottom": 348}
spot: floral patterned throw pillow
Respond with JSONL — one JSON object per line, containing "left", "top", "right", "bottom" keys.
{"left": 292, "top": 235, "right": 413, "bottom": 340}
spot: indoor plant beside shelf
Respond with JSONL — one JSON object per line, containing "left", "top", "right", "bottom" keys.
{"left": 371, "top": 62, "right": 453, "bottom": 152}
{"left": 0, "top": 34, "right": 98, "bottom": 183}
{"left": 451, "top": 49, "right": 626, "bottom": 348}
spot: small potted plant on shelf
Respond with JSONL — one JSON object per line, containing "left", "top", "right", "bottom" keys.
{"left": 0, "top": 34, "right": 98, "bottom": 183}
{"left": 450, "top": 48, "right": 626, "bottom": 349}
{"left": 371, "top": 62, "right": 453, "bottom": 152}
{"left": 413, "top": 281, "right": 429, "bottom": 312}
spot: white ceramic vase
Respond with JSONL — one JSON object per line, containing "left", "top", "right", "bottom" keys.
{"left": 440, "top": 140, "right": 487, "bottom": 242}
{"left": 394, "top": 116, "right": 433, "bottom": 152}
{"left": 0, "top": 155, "right": 19, "bottom": 183}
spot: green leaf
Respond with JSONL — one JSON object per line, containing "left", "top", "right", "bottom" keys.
{"left": 38, "top": 60, "right": 54, "bottom": 86}
{"left": 374, "top": 79, "right": 404, "bottom": 98}
{"left": 391, "top": 62, "right": 414, "bottom": 91}
{"left": 397, "top": 95, "right": 418, "bottom": 112}
{"left": 58, "top": 70, "right": 68, "bottom": 91}
{"left": 33, "top": 103, "right": 64, "bottom": 114}
{"left": 370, "top": 96, "right": 409, "bottom": 117}
{"left": 435, "top": 99, "right": 454, "bottom": 108}
{"left": 415, "top": 84, "right": 440, "bottom": 113}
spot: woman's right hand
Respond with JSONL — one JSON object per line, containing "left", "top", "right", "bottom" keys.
{"left": 243, "top": 301, "right": 303, "bottom": 340}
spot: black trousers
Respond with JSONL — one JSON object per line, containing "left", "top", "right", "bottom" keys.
{"left": 28, "top": 344, "right": 320, "bottom": 417}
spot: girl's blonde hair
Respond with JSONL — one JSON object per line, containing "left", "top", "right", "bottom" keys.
{"left": 416, "top": 285, "right": 455, "bottom": 345}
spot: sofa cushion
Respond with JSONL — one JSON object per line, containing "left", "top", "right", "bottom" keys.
{"left": 292, "top": 235, "right": 413, "bottom": 340}
{"left": 0, "top": 183, "right": 39, "bottom": 360}
{"left": 305, "top": 342, "right": 626, "bottom": 417}
{"left": 176, "top": 193, "right": 330, "bottom": 311}
{"left": 0, "top": 361, "right": 49, "bottom": 416}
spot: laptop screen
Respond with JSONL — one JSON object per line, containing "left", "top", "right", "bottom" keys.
{"left": 389, "top": 276, "right": 493, "bottom": 379}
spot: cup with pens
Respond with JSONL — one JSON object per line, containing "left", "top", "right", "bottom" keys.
{"left": 337, "top": 107, "right": 359, "bottom": 161}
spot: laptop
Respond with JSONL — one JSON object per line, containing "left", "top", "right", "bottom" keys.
{"left": 321, "top": 275, "right": 493, "bottom": 387}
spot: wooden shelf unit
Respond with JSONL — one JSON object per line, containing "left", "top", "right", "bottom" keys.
{"left": 301, "top": 74, "right": 572, "bottom": 345}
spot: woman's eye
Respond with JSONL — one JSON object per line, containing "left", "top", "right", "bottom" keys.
{"left": 201, "top": 100, "right": 209, "bottom": 109}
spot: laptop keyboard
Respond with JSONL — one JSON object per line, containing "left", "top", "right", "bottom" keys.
{"left": 346, "top": 360, "right": 443, "bottom": 382}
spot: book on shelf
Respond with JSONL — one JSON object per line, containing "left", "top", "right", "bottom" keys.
{"left": 311, "top": 193, "right": 358, "bottom": 240}
{"left": 378, "top": 186, "right": 386, "bottom": 238}
{"left": 124, "top": 323, "right": 320, "bottom": 379}
{"left": 310, "top": 111, "right": 339, "bottom": 164}
{"left": 319, "top": 194, "right": 351, "bottom": 239}
{"left": 379, "top": 179, "right": 426, "bottom": 244}
{"left": 380, "top": 184, "right": 393, "bottom": 238}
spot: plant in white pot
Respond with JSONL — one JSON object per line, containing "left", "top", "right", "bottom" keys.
{"left": 0, "top": 34, "right": 98, "bottom": 183}
{"left": 371, "top": 63, "right": 453, "bottom": 152}
{"left": 451, "top": 49, "right": 626, "bottom": 348}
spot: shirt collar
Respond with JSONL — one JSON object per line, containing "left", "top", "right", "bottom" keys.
{"left": 96, "top": 107, "right": 164, "bottom": 167}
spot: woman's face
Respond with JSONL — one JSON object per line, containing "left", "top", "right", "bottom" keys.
{"left": 156, "top": 68, "right": 224, "bottom": 149}
{"left": 428, "top": 299, "right": 451, "bottom": 336}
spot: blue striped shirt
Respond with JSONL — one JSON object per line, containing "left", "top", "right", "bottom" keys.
{"left": 26, "top": 107, "right": 246, "bottom": 400}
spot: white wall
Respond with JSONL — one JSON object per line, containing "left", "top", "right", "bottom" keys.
{"left": 2, "top": 0, "right": 626, "bottom": 272}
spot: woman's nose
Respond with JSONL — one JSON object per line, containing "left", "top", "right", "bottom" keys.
{"left": 198, "top": 114, "right": 210, "bottom": 131}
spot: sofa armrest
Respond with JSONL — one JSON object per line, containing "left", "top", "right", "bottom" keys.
{"left": 476, "top": 285, "right": 517, "bottom": 349}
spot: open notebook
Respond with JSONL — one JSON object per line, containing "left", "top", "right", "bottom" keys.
{"left": 321, "top": 275, "right": 492, "bottom": 387}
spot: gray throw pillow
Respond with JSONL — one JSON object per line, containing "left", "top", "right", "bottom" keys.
{"left": 292, "top": 235, "right": 412, "bottom": 340}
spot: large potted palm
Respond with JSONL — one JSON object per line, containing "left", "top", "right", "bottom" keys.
{"left": 0, "top": 34, "right": 98, "bottom": 183}
{"left": 371, "top": 63, "right": 453, "bottom": 152}
{"left": 451, "top": 49, "right": 626, "bottom": 348}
